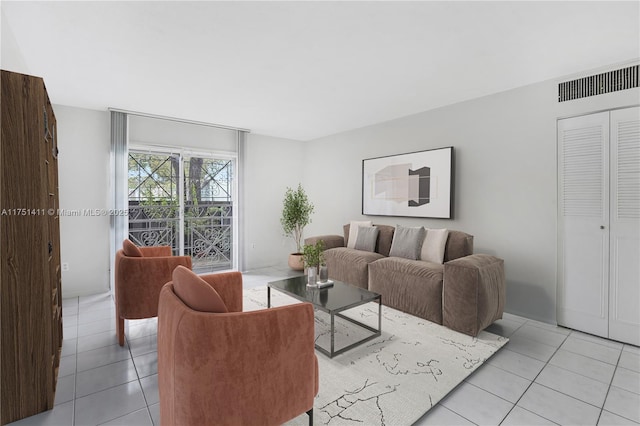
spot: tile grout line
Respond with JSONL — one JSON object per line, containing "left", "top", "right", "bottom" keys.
{"left": 90, "top": 296, "right": 148, "bottom": 424}
{"left": 446, "top": 319, "right": 530, "bottom": 425}
{"left": 596, "top": 348, "right": 638, "bottom": 425}
{"left": 71, "top": 297, "right": 79, "bottom": 426}
{"left": 503, "top": 325, "right": 635, "bottom": 425}
{"left": 497, "top": 318, "right": 569, "bottom": 425}
{"left": 126, "top": 331, "right": 155, "bottom": 425}
{"left": 120, "top": 290, "right": 154, "bottom": 426}
{"left": 73, "top": 294, "right": 142, "bottom": 425}
{"left": 491, "top": 334, "right": 622, "bottom": 391}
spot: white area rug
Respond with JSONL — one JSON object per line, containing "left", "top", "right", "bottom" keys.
{"left": 244, "top": 286, "right": 508, "bottom": 426}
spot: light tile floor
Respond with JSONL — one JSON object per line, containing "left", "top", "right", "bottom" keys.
{"left": 8, "top": 265, "right": 640, "bottom": 426}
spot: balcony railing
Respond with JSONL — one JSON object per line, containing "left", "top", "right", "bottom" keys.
{"left": 128, "top": 201, "right": 232, "bottom": 272}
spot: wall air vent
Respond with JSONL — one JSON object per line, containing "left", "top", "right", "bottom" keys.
{"left": 558, "top": 65, "right": 639, "bottom": 102}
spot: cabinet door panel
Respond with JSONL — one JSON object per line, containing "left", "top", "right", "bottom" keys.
{"left": 1, "top": 70, "right": 57, "bottom": 425}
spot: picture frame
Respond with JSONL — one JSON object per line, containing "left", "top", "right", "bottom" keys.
{"left": 362, "top": 147, "right": 454, "bottom": 218}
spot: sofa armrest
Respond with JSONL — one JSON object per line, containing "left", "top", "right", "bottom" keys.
{"left": 304, "top": 234, "right": 345, "bottom": 250}
{"left": 443, "top": 254, "right": 505, "bottom": 336}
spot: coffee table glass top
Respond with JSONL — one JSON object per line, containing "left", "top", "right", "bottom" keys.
{"left": 267, "top": 275, "right": 379, "bottom": 313}
{"left": 268, "top": 275, "right": 382, "bottom": 358}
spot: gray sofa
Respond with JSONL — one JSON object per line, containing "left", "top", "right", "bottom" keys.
{"left": 305, "top": 224, "right": 505, "bottom": 336}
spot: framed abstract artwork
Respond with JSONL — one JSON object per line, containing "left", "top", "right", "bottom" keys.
{"left": 362, "top": 147, "right": 454, "bottom": 218}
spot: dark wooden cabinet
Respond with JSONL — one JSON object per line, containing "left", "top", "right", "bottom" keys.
{"left": 1, "top": 70, "right": 63, "bottom": 425}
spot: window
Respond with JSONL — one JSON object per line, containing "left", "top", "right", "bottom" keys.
{"left": 128, "top": 150, "right": 236, "bottom": 272}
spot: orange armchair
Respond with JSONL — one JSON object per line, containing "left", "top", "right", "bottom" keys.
{"left": 158, "top": 269, "right": 319, "bottom": 426}
{"left": 114, "top": 239, "right": 192, "bottom": 346}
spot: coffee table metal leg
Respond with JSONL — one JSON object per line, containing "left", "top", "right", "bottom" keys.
{"left": 267, "top": 286, "right": 271, "bottom": 308}
{"left": 331, "top": 312, "right": 335, "bottom": 357}
{"left": 378, "top": 295, "right": 382, "bottom": 332}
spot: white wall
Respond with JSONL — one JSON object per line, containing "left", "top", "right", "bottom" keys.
{"left": 242, "top": 133, "right": 306, "bottom": 270}
{"left": 55, "top": 105, "right": 111, "bottom": 297}
{"left": 303, "top": 62, "right": 640, "bottom": 324}
{"left": 0, "top": 11, "right": 29, "bottom": 73}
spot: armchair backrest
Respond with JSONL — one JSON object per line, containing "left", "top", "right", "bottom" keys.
{"left": 158, "top": 284, "right": 318, "bottom": 426}
{"left": 114, "top": 248, "right": 192, "bottom": 320}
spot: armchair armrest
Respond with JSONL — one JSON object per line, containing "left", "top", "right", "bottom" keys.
{"left": 304, "top": 234, "right": 345, "bottom": 250}
{"left": 139, "top": 246, "right": 172, "bottom": 257}
{"left": 200, "top": 272, "right": 243, "bottom": 313}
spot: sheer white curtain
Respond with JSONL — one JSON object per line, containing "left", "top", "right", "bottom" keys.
{"left": 237, "top": 130, "right": 247, "bottom": 271}
{"left": 109, "top": 111, "right": 128, "bottom": 289}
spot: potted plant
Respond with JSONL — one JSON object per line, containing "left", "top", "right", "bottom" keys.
{"left": 280, "top": 184, "right": 314, "bottom": 270}
{"left": 302, "top": 240, "right": 325, "bottom": 286}
{"left": 302, "top": 240, "right": 325, "bottom": 271}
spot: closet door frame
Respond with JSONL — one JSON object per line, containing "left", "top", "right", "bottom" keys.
{"left": 557, "top": 105, "right": 640, "bottom": 345}
{"left": 557, "top": 111, "right": 610, "bottom": 338}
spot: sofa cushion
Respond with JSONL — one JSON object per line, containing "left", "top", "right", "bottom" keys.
{"left": 346, "top": 220, "right": 373, "bottom": 249}
{"left": 122, "top": 239, "right": 143, "bottom": 257}
{"left": 343, "top": 224, "right": 395, "bottom": 256}
{"left": 389, "top": 225, "right": 426, "bottom": 260}
{"left": 323, "top": 247, "right": 384, "bottom": 289}
{"left": 304, "top": 234, "right": 345, "bottom": 250}
{"left": 421, "top": 228, "right": 449, "bottom": 264}
{"left": 354, "top": 226, "right": 379, "bottom": 252}
{"left": 172, "top": 266, "right": 228, "bottom": 313}
{"left": 444, "top": 231, "right": 474, "bottom": 262}
{"left": 369, "top": 257, "right": 445, "bottom": 324}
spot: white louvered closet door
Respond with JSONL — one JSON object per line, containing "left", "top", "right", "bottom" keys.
{"left": 558, "top": 111, "right": 610, "bottom": 338}
{"left": 609, "top": 107, "right": 640, "bottom": 345}
{"left": 558, "top": 106, "right": 640, "bottom": 345}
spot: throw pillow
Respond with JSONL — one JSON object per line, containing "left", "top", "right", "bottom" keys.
{"left": 389, "top": 225, "right": 426, "bottom": 260}
{"left": 172, "top": 265, "right": 228, "bottom": 313}
{"left": 354, "top": 226, "right": 379, "bottom": 252}
{"left": 122, "top": 239, "right": 143, "bottom": 257}
{"left": 347, "top": 220, "right": 373, "bottom": 249}
{"left": 421, "top": 228, "right": 449, "bottom": 264}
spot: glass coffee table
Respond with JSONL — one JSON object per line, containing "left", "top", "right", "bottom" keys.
{"left": 268, "top": 275, "right": 382, "bottom": 358}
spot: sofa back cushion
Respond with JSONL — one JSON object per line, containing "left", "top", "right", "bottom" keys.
{"left": 444, "top": 231, "right": 474, "bottom": 261}
{"left": 389, "top": 225, "right": 426, "bottom": 260}
{"left": 346, "top": 220, "right": 373, "bottom": 249}
{"left": 421, "top": 228, "right": 449, "bottom": 264}
{"left": 353, "top": 226, "right": 379, "bottom": 252}
{"left": 342, "top": 224, "right": 472, "bottom": 260}
{"left": 343, "top": 224, "right": 395, "bottom": 256}
{"left": 375, "top": 225, "right": 396, "bottom": 257}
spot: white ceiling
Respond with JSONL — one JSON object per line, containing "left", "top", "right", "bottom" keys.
{"left": 2, "top": 1, "right": 639, "bottom": 141}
